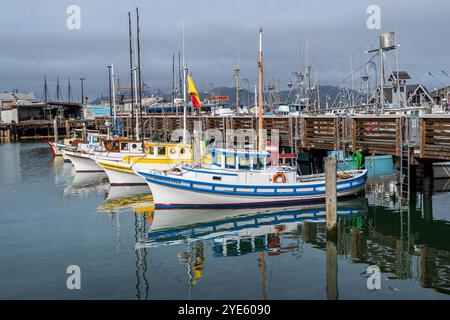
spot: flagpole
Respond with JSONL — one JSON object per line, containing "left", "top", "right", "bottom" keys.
{"left": 258, "top": 27, "right": 264, "bottom": 151}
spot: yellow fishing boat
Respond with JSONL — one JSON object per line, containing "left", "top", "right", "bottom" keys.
{"left": 95, "top": 142, "right": 204, "bottom": 185}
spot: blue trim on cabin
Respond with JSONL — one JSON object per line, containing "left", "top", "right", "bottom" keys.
{"left": 182, "top": 167, "right": 239, "bottom": 176}
{"left": 211, "top": 148, "right": 271, "bottom": 158}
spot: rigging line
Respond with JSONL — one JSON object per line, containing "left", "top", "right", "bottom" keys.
{"left": 339, "top": 54, "right": 379, "bottom": 87}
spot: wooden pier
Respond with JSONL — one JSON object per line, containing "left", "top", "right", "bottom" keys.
{"left": 90, "top": 113, "right": 450, "bottom": 164}
{"left": 0, "top": 118, "right": 99, "bottom": 141}
{"left": 3, "top": 113, "right": 450, "bottom": 167}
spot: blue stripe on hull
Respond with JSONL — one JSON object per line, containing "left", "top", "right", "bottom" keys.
{"left": 140, "top": 170, "right": 367, "bottom": 209}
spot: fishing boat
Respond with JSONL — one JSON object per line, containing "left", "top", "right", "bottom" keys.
{"left": 135, "top": 148, "right": 367, "bottom": 209}
{"left": 135, "top": 29, "right": 367, "bottom": 209}
{"left": 46, "top": 129, "right": 99, "bottom": 161}
{"left": 65, "top": 137, "right": 145, "bottom": 172}
{"left": 95, "top": 143, "right": 195, "bottom": 185}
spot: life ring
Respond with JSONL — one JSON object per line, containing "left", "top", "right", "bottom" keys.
{"left": 272, "top": 172, "right": 286, "bottom": 183}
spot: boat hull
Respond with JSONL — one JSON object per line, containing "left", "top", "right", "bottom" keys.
{"left": 65, "top": 151, "right": 103, "bottom": 172}
{"left": 61, "top": 149, "right": 72, "bottom": 162}
{"left": 96, "top": 160, "right": 184, "bottom": 186}
{"left": 139, "top": 170, "right": 368, "bottom": 209}
{"left": 46, "top": 141, "right": 62, "bottom": 157}
{"left": 98, "top": 161, "right": 146, "bottom": 185}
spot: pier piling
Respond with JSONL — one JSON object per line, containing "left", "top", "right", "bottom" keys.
{"left": 325, "top": 157, "right": 337, "bottom": 239}
{"left": 326, "top": 240, "right": 339, "bottom": 300}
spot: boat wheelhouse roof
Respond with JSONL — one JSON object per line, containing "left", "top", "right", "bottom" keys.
{"left": 145, "top": 142, "right": 191, "bottom": 148}
{"left": 211, "top": 148, "right": 271, "bottom": 158}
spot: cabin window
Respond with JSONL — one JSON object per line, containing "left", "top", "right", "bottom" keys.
{"left": 121, "top": 142, "right": 128, "bottom": 150}
{"left": 112, "top": 142, "right": 120, "bottom": 151}
{"left": 239, "top": 156, "right": 251, "bottom": 169}
{"left": 180, "top": 148, "right": 186, "bottom": 154}
{"left": 212, "top": 176, "right": 222, "bottom": 181}
{"left": 131, "top": 143, "right": 138, "bottom": 150}
{"left": 147, "top": 146, "right": 155, "bottom": 155}
{"left": 157, "top": 146, "right": 166, "bottom": 156}
{"left": 169, "top": 148, "right": 176, "bottom": 155}
{"left": 225, "top": 155, "right": 236, "bottom": 169}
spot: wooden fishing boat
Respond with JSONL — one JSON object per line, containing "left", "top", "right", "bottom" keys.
{"left": 95, "top": 143, "right": 195, "bottom": 185}
{"left": 135, "top": 148, "right": 368, "bottom": 209}
{"left": 65, "top": 137, "right": 144, "bottom": 172}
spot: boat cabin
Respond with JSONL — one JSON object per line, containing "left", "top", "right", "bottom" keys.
{"left": 102, "top": 139, "right": 144, "bottom": 153}
{"left": 210, "top": 148, "right": 271, "bottom": 170}
{"left": 145, "top": 143, "right": 192, "bottom": 160}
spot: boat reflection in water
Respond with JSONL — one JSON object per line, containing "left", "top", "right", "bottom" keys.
{"left": 98, "top": 185, "right": 154, "bottom": 214}
{"left": 136, "top": 197, "right": 368, "bottom": 297}
{"left": 63, "top": 171, "right": 109, "bottom": 198}
{"left": 139, "top": 197, "right": 368, "bottom": 249}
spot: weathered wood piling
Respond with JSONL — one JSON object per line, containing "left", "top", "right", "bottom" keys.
{"left": 325, "top": 157, "right": 337, "bottom": 239}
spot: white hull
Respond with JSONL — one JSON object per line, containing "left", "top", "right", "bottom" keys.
{"left": 102, "top": 166, "right": 146, "bottom": 185}
{"left": 96, "top": 161, "right": 181, "bottom": 186}
{"left": 61, "top": 149, "right": 71, "bottom": 162}
{"left": 145, "top": 178, "right": 366, "bottom": 209}
{"left": 65, "top": 152, "right": 103, "bottom": 172}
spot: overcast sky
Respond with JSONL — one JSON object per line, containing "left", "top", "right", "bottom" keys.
{"left": 1, "top": 0, "right": 449, "bottom": 101}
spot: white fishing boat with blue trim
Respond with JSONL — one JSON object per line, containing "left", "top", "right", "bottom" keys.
{"left": 135, "top": 148, "right": 368, "bottom": 209}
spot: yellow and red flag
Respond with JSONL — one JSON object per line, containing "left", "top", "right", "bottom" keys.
{"left": 188, "top": 75, "right": 201, "bottom": 109}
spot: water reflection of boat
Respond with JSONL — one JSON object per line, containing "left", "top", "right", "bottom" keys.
{"left": 63, "top": 172, "right": 109, "bottom": 197}
{"left": 139, "top": 197, "right": 368, "bottom": 249}
{"left": 106, "top": 185, "right": 151, "bottom": 201}
{"left": 98, "top": 186, "right": 154, "bottom": 213}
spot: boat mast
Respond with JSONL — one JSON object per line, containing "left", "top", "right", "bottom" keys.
{"left": 128, "top": 12, "right": 135, "bottom": 139}
{"left": 182, "top": 22, "right": 188, "bottom": 144}
{"left": 258, "top": 27, "right": 264, "bottom": 151}
{"left": 136, "top": 7, "right": 144, "bottom": 143}
{"left": 67, "top": 78, "right": 72, "bottom": 103}
{"left": 111, "top": 63, "right": 117, "bottom": 133}
{"left": 380, "top": 48, "right": 384, "bottom": 113}
{"left": 235, "top": 59, "right": 240, "bottom": 113}
{"left": 44, "top": 75, "right": 48, "bottom": 102}
{"left": 172, "top": 52, "right": 175, "bottom": 105}
{"left": 134, "top": 67, "right": 139, "bottom": 139}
